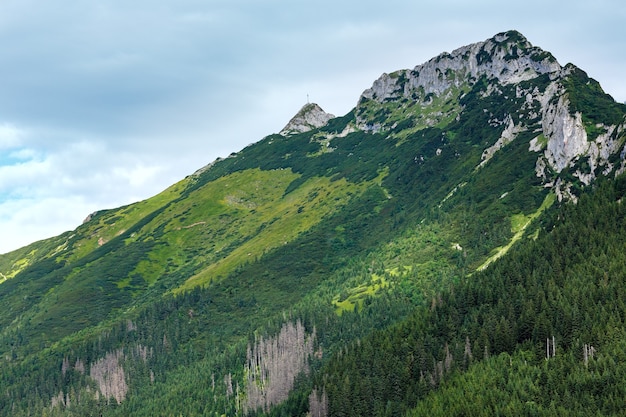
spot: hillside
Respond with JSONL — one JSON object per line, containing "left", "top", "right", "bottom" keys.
{"left": 313, "top": 177, "right": 626, "bottom": 416}
{"left": 0, "top": 30, "right": 625, "bottom": 416}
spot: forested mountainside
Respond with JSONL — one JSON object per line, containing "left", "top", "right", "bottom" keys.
{"left": 0, "top": 30, "right": 625, "bottom": 416}
{"left": 313, "top": 178, "right": 626, "bottom": 416}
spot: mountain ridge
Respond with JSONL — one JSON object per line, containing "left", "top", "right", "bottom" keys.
{"left": 0, "top": 30, "right": 625, "bottom": 416}
{"left": 359, "top": 30, "right": 560, "bottom": 105}
{"left": 346, "top": 30, "right": 626, "bottom": 200}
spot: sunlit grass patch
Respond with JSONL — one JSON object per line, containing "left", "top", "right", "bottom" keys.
{"left": 478, "top": 192, "right": 555, "bottom": 271}
{"left": 333, "top": 272, "right": 393, "bottom": 315}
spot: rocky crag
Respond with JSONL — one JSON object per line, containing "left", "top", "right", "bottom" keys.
{"left": 351, "top": 30, "right": 626, "bottom": 200}
{"left": 280, "top": 102, "right": 335, "bottom": 136}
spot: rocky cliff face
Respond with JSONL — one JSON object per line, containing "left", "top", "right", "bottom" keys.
{"left": 280, "top": 103, "right": 335, "bottom": 136}
{"left": 358, "top": 30, "right": 560, "bottom": 105}
{"left": 527, "top": 65, "right": 626, "bottom": 198}
{"left": 348, "top": 30, "right": 626, "bottom": 200}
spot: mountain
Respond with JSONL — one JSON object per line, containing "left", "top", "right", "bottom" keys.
{"left": 1, "top": 30, "right": 625, "bottom": 416}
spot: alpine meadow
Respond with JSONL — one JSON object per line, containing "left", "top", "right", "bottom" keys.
{"left": 2, "top": 30, "right": 626, "bottom": 416}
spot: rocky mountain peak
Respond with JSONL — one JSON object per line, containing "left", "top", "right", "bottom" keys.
{"left": 352, "top": 30, "right": 626, "bottom": 201}
{"left": 358, "top": 30, "right": 561, "bottom": 105}
{"left": 279, "top": 103, "right": 335, "bottom": 136}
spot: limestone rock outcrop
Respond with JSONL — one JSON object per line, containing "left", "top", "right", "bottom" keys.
{"left": 280, "top": 103, "right": 335, "bottom": 136}
{"left": 352, "top": 30, "right": 625, "bottom": 200}
{"left": 358, "top": 30, "right": 560, "bottom": 106}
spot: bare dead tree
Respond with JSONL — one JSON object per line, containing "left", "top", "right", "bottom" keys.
{"left": 50, "top": 391, "right": 65, "bottom": 409}
{"left": 308, "top": 387, "right": 328, "bottom": 417}
{"left": 444, "top": 343, "right": 454, "bottom": 373}
{"left": 463, "top": 336, "right": 473, "bottom": 364}
{"left": 126, "top": 320, "right": 137, "bottom": 332}
{"left": 244, "top": 320, "right": 315, "bottom": 414}
{"left": 546, "top": 336, "right": 556, "bottom": 359}
{"left": 89, "top": 349, "right": 128, "bottom": 405}
{"left": 74, "top": 359, "right": 85, "bottom": 374}
{"left": 61, "top": 357, "right": 70, "bottom": 377}
{"left": 133, "top": 344, "right": 152, "bottom": 362}
{"left": 584, "top": 344, "right": 596, "bottom": 368}
{"left": 225, "top": 373, "right": 234, "bottom": 398}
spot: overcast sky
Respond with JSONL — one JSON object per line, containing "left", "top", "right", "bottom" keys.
{"left": 0, "top": 0, "right": 624, "bottom": 254}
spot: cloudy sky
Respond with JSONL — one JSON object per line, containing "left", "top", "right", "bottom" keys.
{"left": 0, "top": 0, "right": 624, "bottom": 254}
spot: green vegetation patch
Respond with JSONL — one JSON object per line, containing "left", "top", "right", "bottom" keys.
{"left": 333, "top": 273, "right": 393, "bottom": 315}
{"left": 175, "top": 169, "right": 376, "bottom": 292}
{"left": 356, "top": 83, "right": 468, "bottom": 142}
{"left": 60, "top": 179, "right": 187, "bottom": 263}
{"left": 533, "top": 133, "right": 548, "bottom": 150}
{"left": 478, "top": 192, "right": 555, "bottom": 271}
{"left": 563, "top": 65, "right": 626, "bottom": 139}
{"left": 0, "top": 250, "right": 36, "bottom": 282}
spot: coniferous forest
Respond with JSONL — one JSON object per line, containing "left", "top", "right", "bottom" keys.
{"left": 315, "top": 178, "right": 626, "bottom": 416}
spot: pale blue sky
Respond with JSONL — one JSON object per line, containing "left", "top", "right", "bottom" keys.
{"left": 0, "top": 0, "right": 624, "bottom": 253}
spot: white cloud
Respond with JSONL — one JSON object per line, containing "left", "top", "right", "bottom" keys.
{"left": 0, "top": 123, "right": 24, "bottom": 150}
{"left": 0, "top": 195, "right": 97, "bottom": 254}
{"left": 0, "top": 136, "right": 174, "bottom": 253}
{"left": 0, "top": 154, "right": 48, "bottom": 195}
{"left": 112, "top": 164, "right": 163, "bottom": 188}
{"left": 0, "top": 0, "right": 624, "bottom": 253}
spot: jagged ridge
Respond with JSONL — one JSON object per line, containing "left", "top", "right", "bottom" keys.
{"left": 346, "top": 30, "right": 626, "bottom": 200}
{"left": 358, "top": 30, "right": 560, "bottom": 105}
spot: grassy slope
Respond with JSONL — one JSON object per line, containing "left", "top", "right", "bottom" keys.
{"left": 174, "top": 169, "right": 378, "bottom": 292}
{"left": 0, "top": 177, "right": 187, "bottom": 281}
{"left": 0, "top": 165, "right": 386, "bottom": 358}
